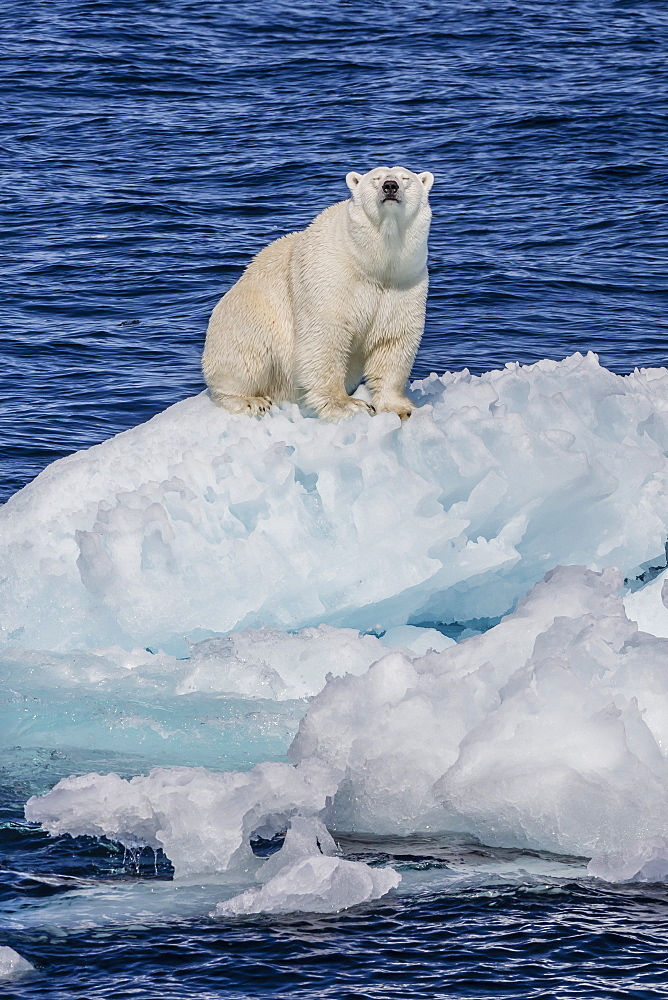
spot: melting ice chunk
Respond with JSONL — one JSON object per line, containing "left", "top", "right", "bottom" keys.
{"left": 214, "top": 853, "right": 400, "bottom": 916}
{"left": 0, "top": 947, "right": 34, "bottom": 980}
{"left": 25, "top": 760, "right": 339, "bottom": 878}
{"left": 289, "top": 565, "right": 668, "bottom": 882}
{"left": 214, "top": 816, "right": 400, "bottom": 916}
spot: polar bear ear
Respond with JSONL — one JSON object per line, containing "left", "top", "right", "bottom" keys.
{"left": 346, "top": 172, "right": 363, "bottom": 192}
{"left": 419, "top": 171, "right": 435, "bottom": 193}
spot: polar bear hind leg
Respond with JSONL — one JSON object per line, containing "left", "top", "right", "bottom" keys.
{"left": 203, "top": 236, "right": 296, "bottom": 416}
{"left": 204, "top": 335, "right": 276, "bottom": 415}
{"left": 203, "top": 307, "right": 291, "bottom": 416}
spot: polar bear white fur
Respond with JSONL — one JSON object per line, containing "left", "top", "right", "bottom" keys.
{"left": 202, "top": 165, "right": 434, "bottom": 420}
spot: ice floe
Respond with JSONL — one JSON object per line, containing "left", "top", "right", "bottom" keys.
{"left": 4, "top": 353, "right": 668, "bottom": 653}
{"left": 13, "top": 354, "right": 668, "bottom": 918}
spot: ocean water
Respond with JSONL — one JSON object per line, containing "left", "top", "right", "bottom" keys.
{"left": 3, "top": 1, "right": 668, "bottom": 997}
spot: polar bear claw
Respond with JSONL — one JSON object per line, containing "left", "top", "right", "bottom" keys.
{"left": 212, "top": 393, "right": 273, "bottom": 416}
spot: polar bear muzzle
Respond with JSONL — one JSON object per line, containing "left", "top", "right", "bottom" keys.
{"left": 381, "top": 179, "right": 401, "bottom": 202}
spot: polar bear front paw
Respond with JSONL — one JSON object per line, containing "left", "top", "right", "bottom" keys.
{"left": 373, "top": 397, "right": 413, "bottom": 420}
{"left": 317, "top": 397, "right": 376, "bottom": 421}
{"left": 212, "top": 392, "right": 273, "bottom": 416}
{"left": 244, "top": 396, "right": 273, "bottom": 416}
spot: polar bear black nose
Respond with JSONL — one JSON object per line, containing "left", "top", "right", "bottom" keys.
{"left": 382, "top": 179, "right": 399, "bottom": 197}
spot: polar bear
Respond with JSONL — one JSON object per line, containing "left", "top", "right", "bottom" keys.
{"left": 202, "top": 165, "right": 434, "bottom": 420}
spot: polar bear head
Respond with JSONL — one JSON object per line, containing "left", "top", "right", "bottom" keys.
{"left": 345, "top": 165, "right": 434, "bottom": 228}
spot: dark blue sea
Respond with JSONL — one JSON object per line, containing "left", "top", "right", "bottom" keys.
{"left": 2, "top": 1, "right": 668, "bottom": 997}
